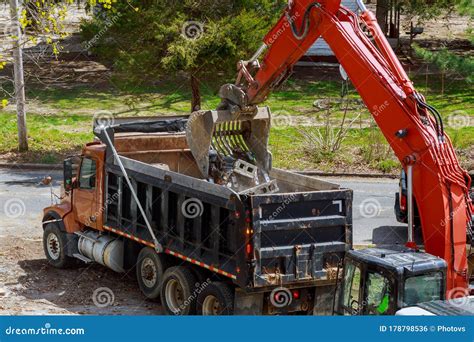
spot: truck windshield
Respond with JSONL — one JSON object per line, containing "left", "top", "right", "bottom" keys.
{"left": 403, "top": 272, "right": 443, "bottom": 306}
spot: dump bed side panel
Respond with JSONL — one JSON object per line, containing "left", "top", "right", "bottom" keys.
{"left": 251, "top": 189, "right": 353, "bottom": 287}
{"left": 103, "top": 162, "right": 249, "bottom": 287}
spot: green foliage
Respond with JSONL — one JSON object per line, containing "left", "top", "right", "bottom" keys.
{"left": 456, "top": 0, "right": 474, "bottom": 17}
{"left": 81, "top": 0, "right": 283, "bottom": 86}
{"left": 398, "top": 0, "right": 458, "bottom": 21}
{"left": 413, "top": 45, "right": 474, "bottom": 82}
{"left": 376, "top": 159, "right": 399, "bottom": 173}
{"left": 410, "top": 0, "right": 474, "bottom": 83}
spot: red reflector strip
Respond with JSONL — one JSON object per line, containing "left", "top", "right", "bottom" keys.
{"left": 165, "top": 249, "right": 237, "bottom": 280}
{"left": 103, "top": 226, "right": 237, "bottom": 280}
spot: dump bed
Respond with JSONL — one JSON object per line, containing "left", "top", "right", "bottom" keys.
{"left": 95, "top": 114, "right": 353, "bottom": 290}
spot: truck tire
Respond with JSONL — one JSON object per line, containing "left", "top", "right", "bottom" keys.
{"left": 394, "top": 192, "right": 407, "bottom": 223}
{"left": 197, "top": 282, "right": 234, "bottom": 315}
{"left": 43, "top": 223, "right": 75, "bottom": 269}
{"left": 161, "top": 266, "right": 198, "bottom": 315}
{"left": 136, "top": 247, "right": 168, "bottom": 300}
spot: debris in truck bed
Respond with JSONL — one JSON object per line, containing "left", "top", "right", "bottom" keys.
{"left": 185, "top": 108, "right": 273, "bottom": 193}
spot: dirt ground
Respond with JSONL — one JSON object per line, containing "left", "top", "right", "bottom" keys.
{"left": 0, "top": 235, "right": 161, "bottom": 315}
{"left": 0, "top": 170, "right": 160, "bottom": 315}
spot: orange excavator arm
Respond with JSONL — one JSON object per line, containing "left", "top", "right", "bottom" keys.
{"left": 219, "top": 0, "right": 472, "bottom": 295}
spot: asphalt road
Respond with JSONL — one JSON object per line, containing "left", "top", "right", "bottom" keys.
{"left": 328, "top": 176, "right": 410, "bottom": 245}
{"left": 0, "top": 169, "right": 408, "bottom": 245}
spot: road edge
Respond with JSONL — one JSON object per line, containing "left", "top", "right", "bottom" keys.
{"left": 0, "top": 163, "right": 399, "bottom": 178}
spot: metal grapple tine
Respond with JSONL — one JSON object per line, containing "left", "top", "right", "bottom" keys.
{"left": 220, "top": 122, "right": 234, "bottom": 155}
{"left": 186, "top": 108, "right": 272, "bottom": 178}
{"left": 215, "top": 123, "right": 230, "bottom": 156}
{"left": 235, "top": 121, "right": 250, "bottom": 152}
{"left": 228, "top": 121, "right": 239, "bottom": 150}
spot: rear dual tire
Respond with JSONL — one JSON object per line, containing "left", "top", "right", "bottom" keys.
{"left": 124, "top": 246, "right": 238, "bottom": 316}
{"left": 196, "top": 282, "right": 234, "bottom": 315}
{"left": 161, "top": 266, "right": 198, "bottom": 315}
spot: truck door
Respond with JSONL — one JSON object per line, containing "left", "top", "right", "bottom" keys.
{"left": 340, "top": 261, "right": 363, "bottom": 315}
{"left": 73, "top": 156, "right": 99, "bottom": 229}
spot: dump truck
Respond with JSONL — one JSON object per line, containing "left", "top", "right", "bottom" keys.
{"left": 42, "top": 110, "right": 354, "bottom": 315}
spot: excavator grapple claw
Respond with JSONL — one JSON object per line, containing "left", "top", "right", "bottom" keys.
{"left": 186, "top": 107, "right": 273, "bottom": 192}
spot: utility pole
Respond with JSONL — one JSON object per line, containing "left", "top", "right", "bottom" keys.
{"left": 9, "top": 0, "right": 28, "bottom": 152}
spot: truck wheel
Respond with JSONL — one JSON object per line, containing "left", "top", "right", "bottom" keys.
{"left": 197, "top": 282, "right": 234, "bottom": 315}
{"left": 43, "top": 223, "right": 75, "bottom": 269}
{"left": 136, "top": 247, "right": 167, "bottom": 300}
{"left": 161, "top": 266, "right": 198, "bottom": 315}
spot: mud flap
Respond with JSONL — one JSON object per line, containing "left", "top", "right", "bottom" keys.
{"left": 234, "top": 288, "right": 264, "bottom": 315}
{"left": 313, "top": 285, "right": 337, "bottom": 315}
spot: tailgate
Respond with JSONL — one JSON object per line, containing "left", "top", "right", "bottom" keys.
{"left": 251, "top": 189, "right": 353, "bottom": 287}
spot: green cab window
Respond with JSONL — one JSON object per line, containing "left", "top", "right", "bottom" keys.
{"left": 366, "top": 272, "right": 391, "bottom": 315}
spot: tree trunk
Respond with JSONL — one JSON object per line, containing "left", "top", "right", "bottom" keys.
{"left": 10, "top": 0, "right": 28, "bottom": 152}
{"left": 190, "top": 74, "right": 201, "bottom": 112}
{"left": 441, "top": 71, "right": 445, "bottom": 95}
{"left": 376, "top": 0, "right": 389, "bottom": 36}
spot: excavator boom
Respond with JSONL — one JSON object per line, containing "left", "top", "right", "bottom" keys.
{"left": 219, "top": 0, "right": 472, "bottom": 295}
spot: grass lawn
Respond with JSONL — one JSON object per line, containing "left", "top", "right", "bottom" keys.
{"left": 0, "top": 72, "right": 472, "bottom": 172}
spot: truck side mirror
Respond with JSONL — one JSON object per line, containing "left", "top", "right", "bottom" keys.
{"left": 64, "top": 158, "right": 74, "bottom": 191}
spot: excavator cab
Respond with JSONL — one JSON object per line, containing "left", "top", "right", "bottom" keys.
{"left": 335, "top": 247, "right": 447, "bottom": 315}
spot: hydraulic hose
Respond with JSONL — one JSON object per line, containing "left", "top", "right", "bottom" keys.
{"left": 414, "top": 93, "right": 445, "bottom": 141}
{"left": 286, "top": 2, "right": 321, "bottom": 40}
